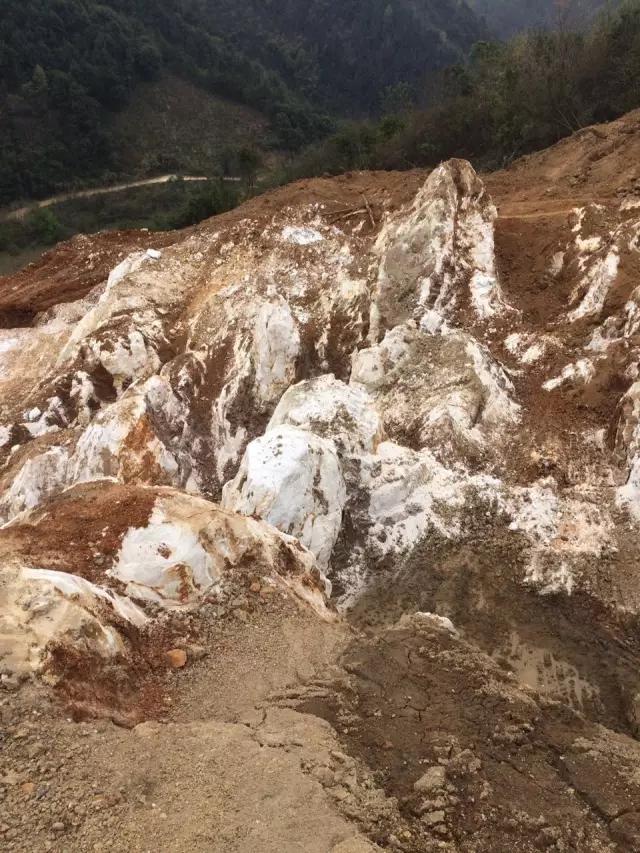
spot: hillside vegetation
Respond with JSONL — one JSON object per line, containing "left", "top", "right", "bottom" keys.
{"left": 282, "top": 0, "right": 640, "bottom": 178}
{"left": 202, "top": 0, "right": 484, "bottom": 112}
{"left": 7, "top": 0, "right": 640, "bottom": 274}
{"left": 107, "top": 76, "right": 270, "bottom": 179}
{"left": 0, "top": 0, "right": 486, "bottom": 206}
{"left": 470, "top": 0, "right": 617, "bottom": 38}
{"left": 0, "top": 178, "right": 241, "bottom": 274}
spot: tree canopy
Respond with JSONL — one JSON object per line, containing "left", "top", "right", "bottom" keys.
{"left": 279, "top": 1, "right": 640, "bottom": 179}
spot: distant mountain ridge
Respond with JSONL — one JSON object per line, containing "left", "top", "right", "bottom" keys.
{"left": 469, "top": 0, "right": 618, "bottom": 38}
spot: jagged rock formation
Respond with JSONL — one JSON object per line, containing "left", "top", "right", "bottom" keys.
{"left": 5, "top": 113, "right": 640, "bottom": 851}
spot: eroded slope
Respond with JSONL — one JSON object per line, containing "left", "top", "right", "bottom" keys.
{"left": 3, "top": 116, "right": 640, "bottom": 851}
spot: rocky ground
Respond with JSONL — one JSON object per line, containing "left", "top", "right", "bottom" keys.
{"left": 3, "top": 110, "right": 640, "bottom": 850}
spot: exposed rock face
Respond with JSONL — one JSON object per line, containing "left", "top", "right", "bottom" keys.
{"left": 0, "top": 154, "right": 638, "bottom": 658}
{"left": 0, "top": 482, "right": 330, "bottom": 681}
{"left": 370, "top": 159, "right": 508, "bottom": 336}
{"left": 6, "top": 124, "right": 640, "bottom": 849}
{"left": 1, "top": 564, "right": 148, "bottom": 678}
{"left": 351, "top": 322, "right": 519, "bottom": 459}
{"left": 269, "top": 375, "right": 383, "bottom": 455}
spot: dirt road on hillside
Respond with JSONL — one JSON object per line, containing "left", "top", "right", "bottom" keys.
{"left": 2, "top": 174, "right": 214, "bottom": 222}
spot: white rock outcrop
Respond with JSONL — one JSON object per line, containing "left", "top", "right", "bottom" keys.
{"left": 0, "top": 564, "right": 148, "bottom": 679}
{"left": 370, "top": 159, "right": 508, "bottom": 338}
{"left": 268, "top": 375, "right": 383, "bottom": 455}
{"left": 0, "top": 483, "right": 333, "bottom": 677}
{"left": 2, "top": 155, "right": 636, "bottom": 683}
{"left": 351, "top": 322, "right": 519, "bottom": 459}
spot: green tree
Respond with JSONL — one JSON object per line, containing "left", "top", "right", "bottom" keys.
{"left": 237, "top": 147, "right": 262, "bottom": 189}
{"left": 22, "top": 64, "right": 48, "bottom": 98}
{"left": 25, "top": 208, "right": 64, "bottom": 245}
{"left": 169, "top": 181, "right": 239, "bottom": 228}
{"left": 381, "top": 82, "right": 414, "bottom": 115}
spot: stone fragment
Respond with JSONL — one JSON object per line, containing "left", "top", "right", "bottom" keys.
{"left": 165, "top": 649, "right": 187, "bottom": 669}
{"left": 422, "top": 810, "right": 446, "bottom": 826}
{"left": 414, "top": 765, "right": 447, "bottom": 793}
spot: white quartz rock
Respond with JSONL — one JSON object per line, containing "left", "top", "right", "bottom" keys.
{"left": 351, "top": 322, "right": 519, "bottom": 457}
{"left": 0, "top": 565, "right": 148, "bottom": 677}
{"left": 69, "top": 384, "right": 180, "bottom": 487}
{"left": 0, "top": 446, "right": 70, "bottom": 521}
{"left": 268, "top": 374, "right": 382, "bottom": 455}
{"left": 371, "top": 159, "right": 508, "bottom": 336}
{"left": 253, "top": 300, "right": 301, "bottom": 406}
{"left": 222, "top": 425, "right": 347, "bottom": 569}
{"left": 111, "top": 498, "right": 218, "bottom": 605}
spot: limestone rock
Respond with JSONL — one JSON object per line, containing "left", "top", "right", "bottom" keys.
{"left": 371, "top": 159, "right": 508, "bottom": 337}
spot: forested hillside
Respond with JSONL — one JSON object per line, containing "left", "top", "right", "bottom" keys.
{"left": 0, "top": 0, "right": 326, "bottom": 204}
{"left": 0, "top": 0, "right": 486, "bottom": 206}
{"left": 283, "top": 1, "right": 640, "bottom": 178}
{"left": 469, "top": 0, "right": 614, "bottom": 38}
{"left": 201, "top": 0, "right": 484, "bottom": 112}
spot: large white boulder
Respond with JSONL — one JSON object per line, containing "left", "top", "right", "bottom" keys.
{"left": 0, "top": 563, "right": 148, "bottom": 680}
{"left": 0, "top": 482, "right": 333, "bottom": 680}
{"left": 351, "top": 322, "right": 519, "bottom": 460}
{"left": 253, "top": 299, "right": 301, "bottom": 406}
{"left": 69, "top": 380, "right": 181, "bottom": 487}
{"left": 268, "top": 374, "right": 382, "bottom": 455}
{"left": 370, "top": 159, "right": 508, "bottom": 337}
{"left": 0, "top": 445, "right": 70, "bottom": 521}
{"left": 222, "top": 425, "right": 347, "bottom": 570}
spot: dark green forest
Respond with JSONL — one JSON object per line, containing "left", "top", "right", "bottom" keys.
{"left": 0, "top": 0, "right": 485, "bottom": 206}
{"left": 201, "top": 0, "right": 484, "bottom": 111}
{"left": 4, "top": 0, "right": 640, "bottom": 272}
{"left": 0, "top": 0, "right": 324, "bottom": 203}
{"left": 280, "top": 1, "right": 640, "bottom": 178}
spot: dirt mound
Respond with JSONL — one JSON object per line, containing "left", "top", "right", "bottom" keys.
{"left": 486, "top": 108, "right": 640, "bottom": 211}
{"left": 0, "top": 229, "right": 181, "bottom": 324}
